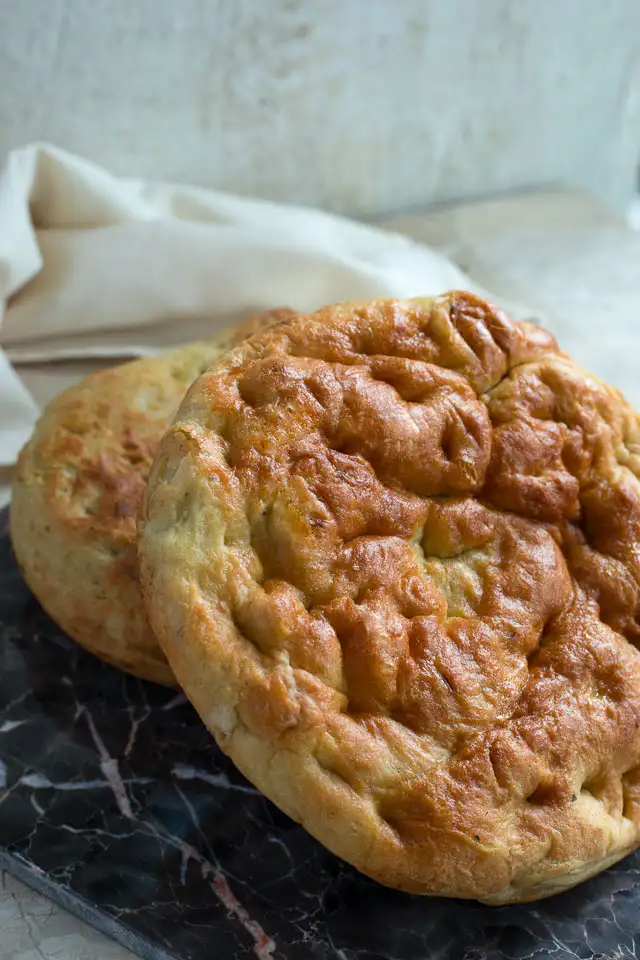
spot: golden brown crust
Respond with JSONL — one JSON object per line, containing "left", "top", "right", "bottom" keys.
{"left": 10, "top": 309, "right": 291, "bottom": 685}
{"left": 140, "top": 292, "right": 640, "bottom": 900}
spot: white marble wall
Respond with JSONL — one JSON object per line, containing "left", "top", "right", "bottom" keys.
{"left": 0, "top": 873, "right": 135, "bottom": 960}
{"left": 1, "top": 0, "right": 640, "bottom": 217}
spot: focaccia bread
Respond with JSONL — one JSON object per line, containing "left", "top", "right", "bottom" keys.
{"left": 139, "top": 292, "right": 640, "bottom": 900}
{"left": 10, "top": 309, "right": 291, "bottom": 685}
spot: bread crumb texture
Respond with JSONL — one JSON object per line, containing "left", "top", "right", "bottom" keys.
{"left": 140, "top": 293, "right": 640, "bottom": 901}
{"left": 10, "top": 310, "right": 291, "bottom": 684}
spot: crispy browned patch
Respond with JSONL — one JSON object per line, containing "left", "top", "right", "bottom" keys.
{"left": 140, "top": 292, "right": 640, "bottom": 900}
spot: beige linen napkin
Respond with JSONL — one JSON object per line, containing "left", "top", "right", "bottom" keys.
{"left": 0, "top": 143, "right": 501, "bottom": 467}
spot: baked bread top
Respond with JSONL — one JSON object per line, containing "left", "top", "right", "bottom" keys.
{"left": 10, "top": 310, "right": 290, "bottom": 684}
{"left": 139, "top": 292, "right": 640, "bottom": 900}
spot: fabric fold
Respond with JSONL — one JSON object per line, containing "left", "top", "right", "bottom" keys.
{"left": 0, "top": 143, "right": 493, "bottom": 466}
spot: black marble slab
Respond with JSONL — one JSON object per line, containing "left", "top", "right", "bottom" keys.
{"left": 0, "top": 507, "right": 639, "bottom": 960}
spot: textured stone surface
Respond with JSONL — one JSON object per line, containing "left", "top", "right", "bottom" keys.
{"left": 2, "top": 1, "right": 640, "bottom": 216}
{"left": 0, "top": 872, "right": 134, "bottom": 960}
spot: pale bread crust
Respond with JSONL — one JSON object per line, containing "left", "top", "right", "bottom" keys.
{"left": 140, "top": 293, "right": 640, "bottom": 900}
{"left": 11, "top": 310, "right": 290, "bottom": 684}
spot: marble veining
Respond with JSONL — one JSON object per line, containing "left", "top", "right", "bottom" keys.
{"left": 0, "top": 507, "right": 639, "bottom": 960}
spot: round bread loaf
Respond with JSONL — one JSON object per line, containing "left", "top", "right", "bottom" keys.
{"left": 139, "top": 292, "right": 640, "bottom": 901}
{"left": 10, "top": 309, "right": 290, "bottom": 685}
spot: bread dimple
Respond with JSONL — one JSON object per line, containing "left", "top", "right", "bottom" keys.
{"left": 139, "top": 291, "right": 640, "bottom": 901}
{"left": 10, "top": 309, "right": 292, "bottom": 684}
